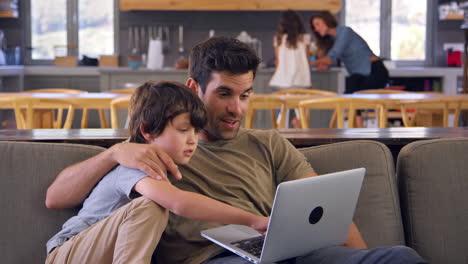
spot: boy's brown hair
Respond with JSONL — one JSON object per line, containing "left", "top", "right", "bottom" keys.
{"left": 129, "top": 81, "right": 207, "bottom": 143}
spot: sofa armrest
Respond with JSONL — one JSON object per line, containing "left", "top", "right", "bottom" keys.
{"left": 397, "top": 138, "right": 468, "bottom": 264}
{"left": 0, "top": 142, "right": 106, "bottom": 263}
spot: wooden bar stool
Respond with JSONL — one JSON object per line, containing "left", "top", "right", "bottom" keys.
{"left": 22, "top": 88, "right": 86, "bottom": 128}
{"left": 298, "top": 97, "right": 383, "bottom": 128}
{"left": 245, "top": 95, "right": 285, "bottom": 129}
{"left": 273, "top": 89, "right": 337, "bottom": 128}
{"left": 110, "top": 95, "right": 132, "bottom": 129}
{"left": 399, "top": 97, "right": 463, "bottom": 127}
{"left": 12, "top": 97, "right": 75, "bottom": 129}
{"left": 100, "top": 88, "right": 136, "bottom": 128}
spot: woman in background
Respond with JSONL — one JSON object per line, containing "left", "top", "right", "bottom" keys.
{"left": 310, "top": 11, "right": 389, "bottom": 94}
{"left": 269, "top": 10, "right": 312, "bottom": 127}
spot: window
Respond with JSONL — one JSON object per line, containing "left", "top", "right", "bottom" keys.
{"left": 28, "top": 0, "right": 115, "bottom": 63}
{"left": 345, "top": 0, "right": 381, "bottom": 57}
{"left": 78, "top": 0, "right": 114, "bottom": 58}
{"left": 30, "top": 0, "right": 67, "bottom": 60}
{"left": 345, "top": 0, "right": 430, "bottom": 64}
{"left": 391, "top": 0, "right": 427, "bottom": 61}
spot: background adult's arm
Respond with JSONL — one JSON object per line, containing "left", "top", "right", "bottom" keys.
{"left": 46, "top": 142, "right": 181, "bottom": 209}
{"left": 311, "top": 27, "right": 353, "bottom": 71}
{"left": 134, "top": 177, "right": 269, "bottom": 233}
{"left": 274, "top": 46, "right": 279, "bottom": 68}
{"left": 310, "top": 56, "right": 332, "bottom": 71}
{"left": 326, "top": 26, "right": 352, "bottom": 64}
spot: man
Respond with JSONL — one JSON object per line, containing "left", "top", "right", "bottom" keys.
{"left": 46, "top": 37, "right": 425, "bottom": 264}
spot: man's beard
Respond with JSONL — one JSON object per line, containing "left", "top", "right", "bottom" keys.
{"left": 205, "top": 118, "right": 241, "bottom": 141}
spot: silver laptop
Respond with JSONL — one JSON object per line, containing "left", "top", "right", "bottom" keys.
{"left": 201, "top": 168, "right": 365, "bottom": 264}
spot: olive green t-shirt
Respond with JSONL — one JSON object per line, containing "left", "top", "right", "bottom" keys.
{"left": 155, "top": 129, "right": 315, "bottom": 264}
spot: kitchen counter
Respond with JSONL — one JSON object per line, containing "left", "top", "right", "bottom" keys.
{"left": 98, "top": 66, "right": 345, "bottom": 74}
{"left": 0, "top": 66, "right": 100, "bottom": 76}
{"left": 0, "top": 65, "right": 463, "bottom": 94}
{"left": 0, "top": 66, "right": 24, "bottom": 76}
{"left": 387, "top": 67, "right": 462, "bottom": 76}
{"left": 99, "top": 66, "right": 462, "bottom": 94}
{"left": 24, "top": 66, "right": 99, "bottom": 76}
{"left": 1, "top": 65, "right": 461, "bottom": 75}
{"left": 387, "top": 67, "right": 463, "bottom": 95}
{"left": 0, "top": 66, "right": 24, "bottom": 92}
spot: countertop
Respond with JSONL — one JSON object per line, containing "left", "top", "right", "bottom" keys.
{"left": 0, "top": 65, "right": 463, "bottom": 76}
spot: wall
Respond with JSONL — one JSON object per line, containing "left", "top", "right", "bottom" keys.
{"left": 0, "top": 0, "right": 23, "bottom": 64}
{"left": 118, "top": 10, "right": 319, "bottom": 68}
{"left": 0, "top": 2, "right": 464, "bottom": 67}
{"left": 436, "top": 19, "right": 465, "bottom": 66}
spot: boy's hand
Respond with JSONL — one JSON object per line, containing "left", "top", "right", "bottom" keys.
{"left": 111, "top": 142, "right": 182, "bottom": 181}
{"left": 251, "top": 216, "right": 269, "bottom": 234}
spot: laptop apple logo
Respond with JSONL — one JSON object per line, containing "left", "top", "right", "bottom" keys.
{"left": 309, "top": 206, "right": 324, "bottom": 224}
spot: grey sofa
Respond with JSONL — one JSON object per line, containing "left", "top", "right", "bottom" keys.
{"left": 396, "top": 138, "right": 468, "bottom": 264}
{"left": 0, "top": 139, "right": 466, "bottom": 263}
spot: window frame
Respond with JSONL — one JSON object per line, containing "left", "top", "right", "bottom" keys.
{"left": 24, "top": 0, "right": 119, "bottom": 65}
{"left": 343, "top": 0, "right": 435, "bottom": 67}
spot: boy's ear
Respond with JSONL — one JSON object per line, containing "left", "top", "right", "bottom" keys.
{"left": 186, "top": 78, "right": 201, "bottom": 96}
{"left": 139, "top": 123, "right": 154, "bottom": 143}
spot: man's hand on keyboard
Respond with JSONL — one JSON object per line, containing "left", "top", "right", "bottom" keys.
{"left": 251, "top": 216, "right": 269, "bottom": 234}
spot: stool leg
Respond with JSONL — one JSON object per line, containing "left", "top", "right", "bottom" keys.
{"left": 98, "top": 109, "right": 109, "bottom": 128}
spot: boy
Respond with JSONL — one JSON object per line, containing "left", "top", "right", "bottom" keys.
{"left": 46, "top": 81, "right": 268, "bottom": 263}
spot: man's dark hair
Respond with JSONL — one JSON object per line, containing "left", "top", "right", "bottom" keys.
{"left": 189, "top": 36, "right": 260, "bottom": 93}
{"left": 129, "top": 81, "right": 207, "bottom": 143}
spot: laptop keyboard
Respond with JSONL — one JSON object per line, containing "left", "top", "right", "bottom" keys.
{"left": 231, "top": 235, "right": 265, "bottom": 258}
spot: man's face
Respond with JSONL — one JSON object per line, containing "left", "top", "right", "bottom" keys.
{"left": 199, "top": 71, "right": 253, "bottom": 141}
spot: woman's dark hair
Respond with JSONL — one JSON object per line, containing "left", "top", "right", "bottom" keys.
{"left": 129, "top": 81, "right": 207, "bottom": 143}
{"left": 189, "top": 36, "right": 260, "bottom": 94}
{"left": 310, "top": 11, "right": 338, "bottom": 56}
{"left": 276, "top": 9, "right": 306, "bottom": 49}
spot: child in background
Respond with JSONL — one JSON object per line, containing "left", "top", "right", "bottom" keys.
{"left": 270, "top": 10, "right": 312, "bottom": 88}
{"left": 269, "top": 10, "right": 312, "bottom": 127}
{"left": 46, "top": 81, "right": 268, "bottom": 263}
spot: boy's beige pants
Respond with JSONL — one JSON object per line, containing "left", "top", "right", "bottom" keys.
{"left": 46, "top": 197, "right": 168, "bottom": 264}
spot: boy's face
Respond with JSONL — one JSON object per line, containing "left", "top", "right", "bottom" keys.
{"left": 198, "top": 71, "right": 253, "bottom": 141}
{"left": 148, "top": 113, "right": 198, "bottom": 165}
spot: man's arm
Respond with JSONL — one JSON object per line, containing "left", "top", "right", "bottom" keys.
{"left": 299, "top": 172, "right": 367, "bottom": 249}
{"left": 46, "top": 142, "right": 181, "bottom": 209}
{"left": 46, "top": 148, "right": 117, "bottom": 209}
{"left": 299, "top": 172, "right": 318, "bottom": 179}
{"left": 134, "top": 177, "right": 269, "bottom": 233}
{"left": 344, "top": 222, "right": 367, "bottom": 249}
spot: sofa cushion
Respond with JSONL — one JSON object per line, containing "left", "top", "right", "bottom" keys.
{"left": 299, "top": 140, "right": 405, "bottom": 247}
{"left": 0, "top": 142, "right": 105, "bottom": 264}
{"left": 397, "top": 138, "right": 468, "bottom": 264}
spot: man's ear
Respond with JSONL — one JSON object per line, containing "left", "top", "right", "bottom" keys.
{"left": 186, "top": 78, "right": 201, "bottom": 96}
{"left": 139, "top": 123, "right": 154, "bottom": 143}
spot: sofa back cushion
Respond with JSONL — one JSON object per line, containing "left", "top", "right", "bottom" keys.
{"left": 299, "top": 140, "right": 405, "bottom": 247}
{"left": 397, "top": 138, "right": 468, "bottom": 264}
{"left": 0, "top": 142, "right": 105, "bottom": 264}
